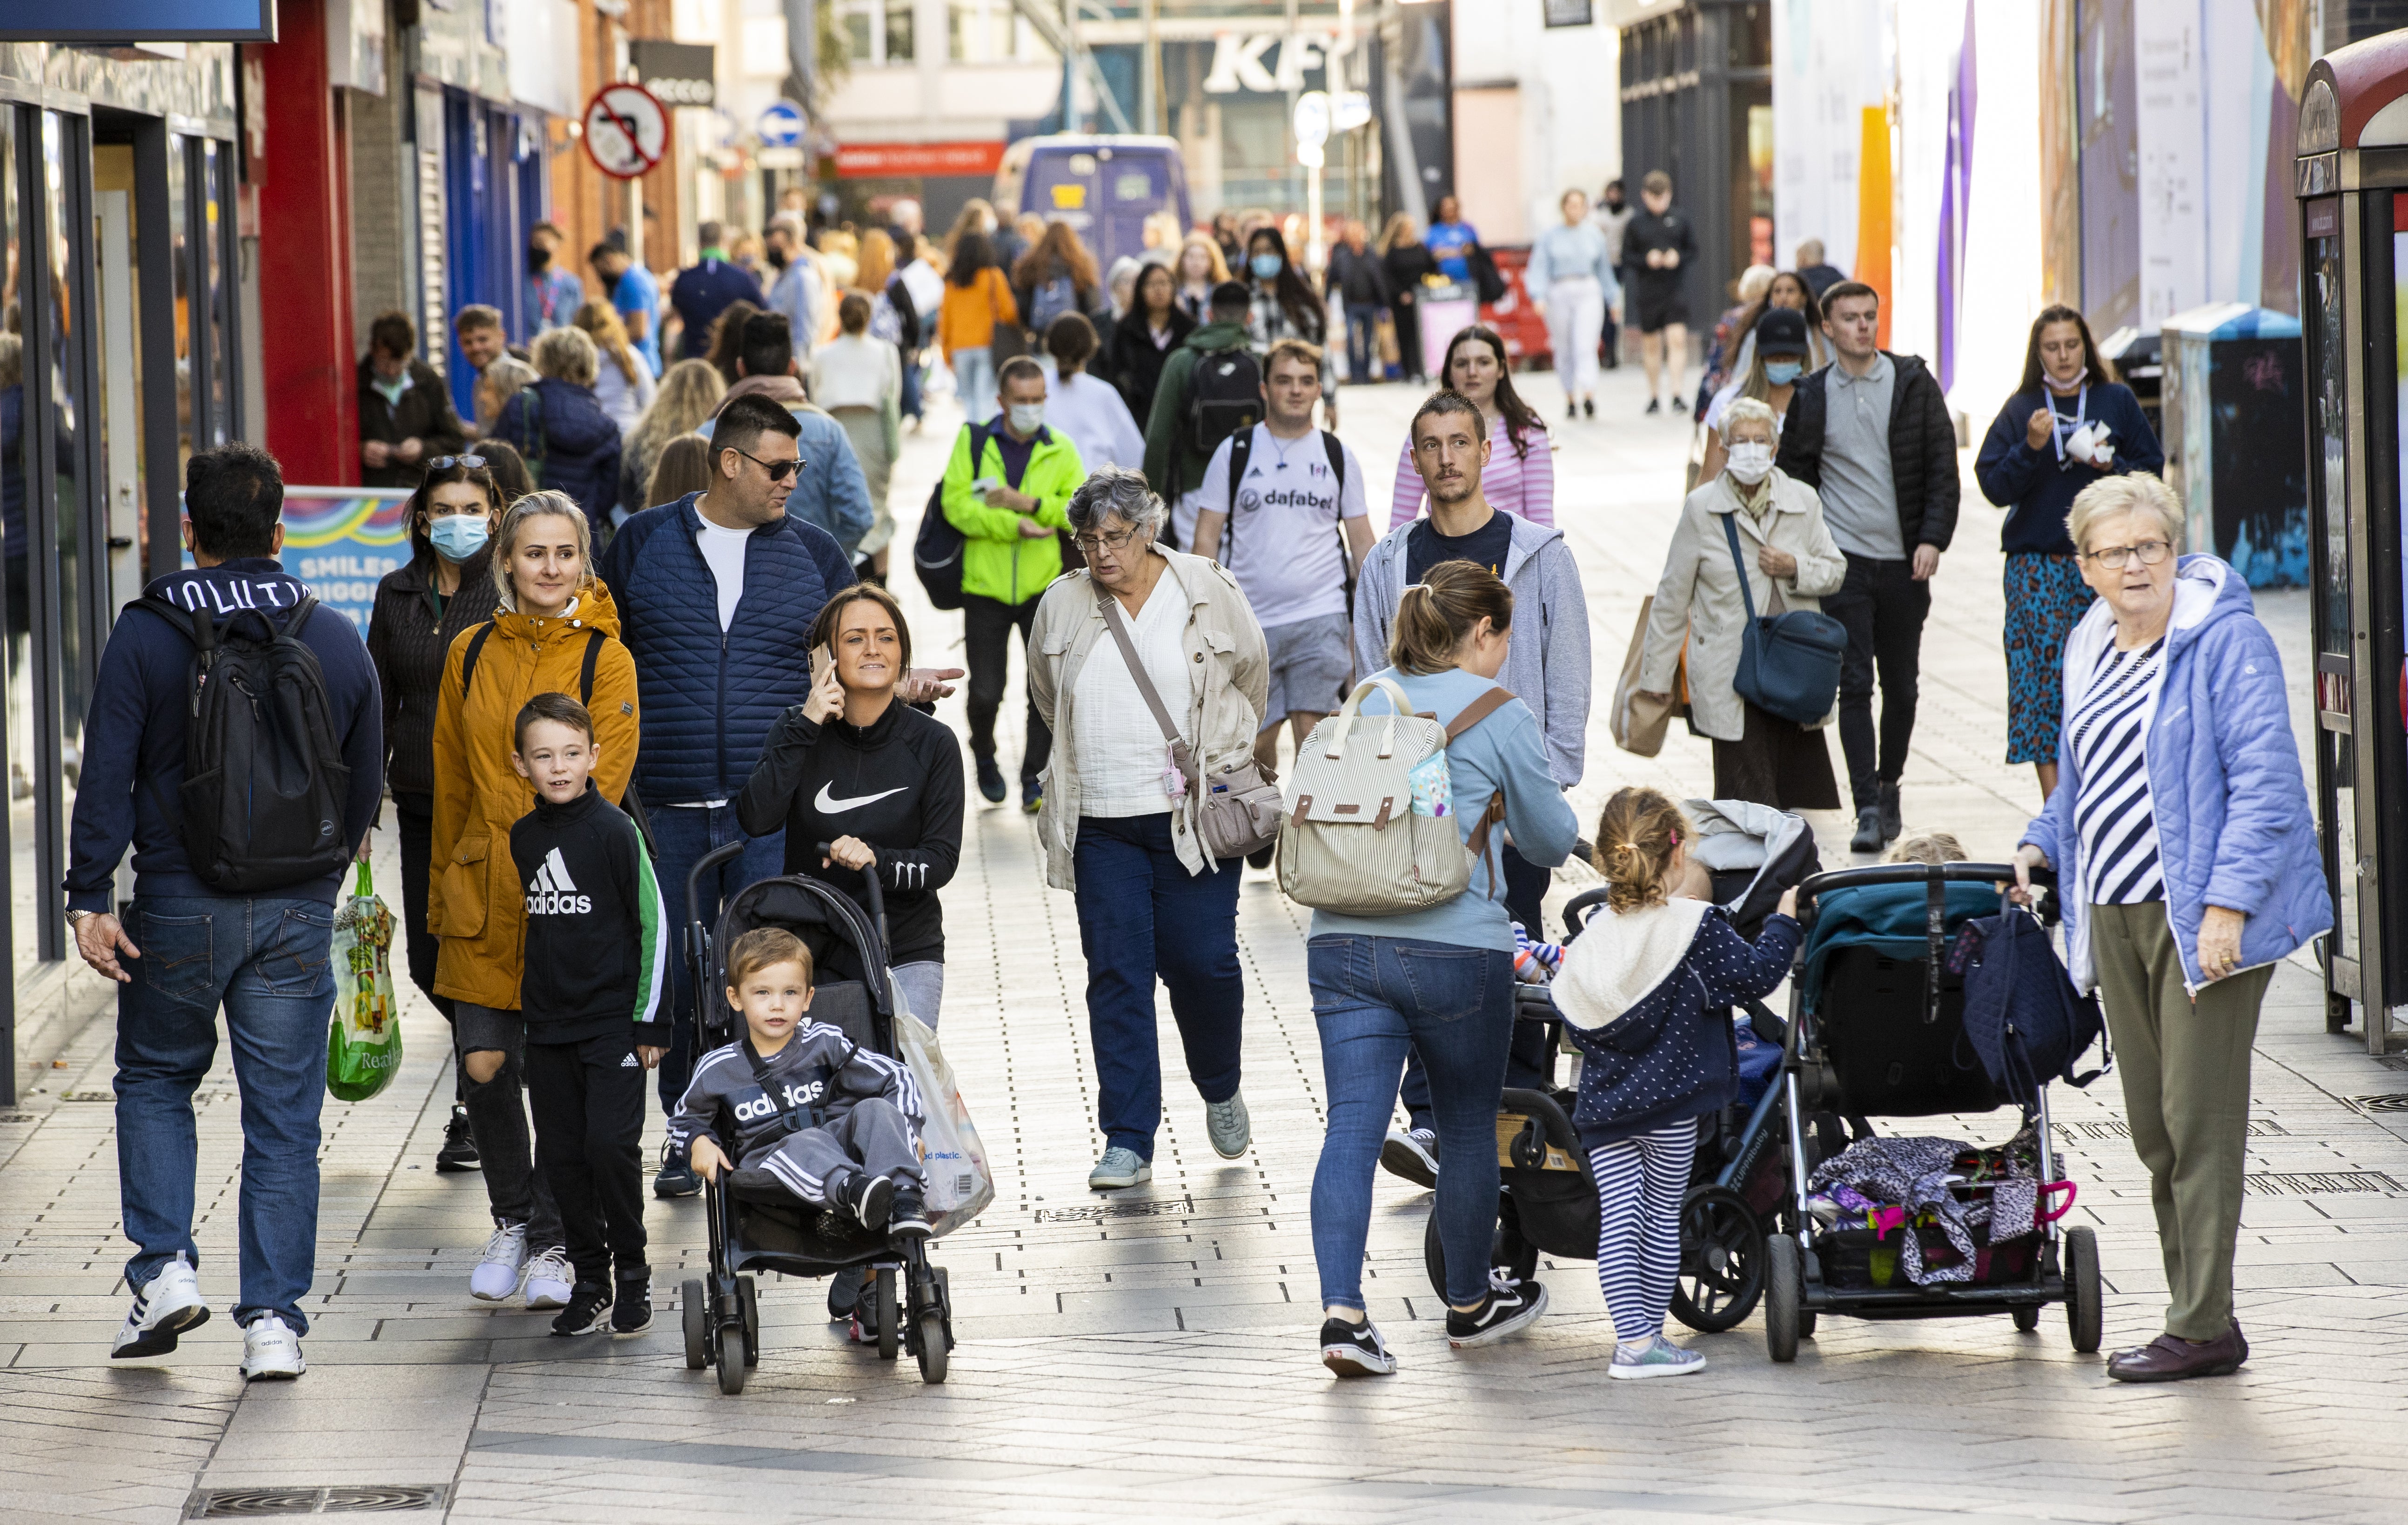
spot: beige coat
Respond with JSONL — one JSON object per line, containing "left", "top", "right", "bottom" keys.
{"left": 1640, "top": 469, "right": 1846, "bottom": 742}
{"left": 1027, "top": 544, "right": 1269, "bottom": 889}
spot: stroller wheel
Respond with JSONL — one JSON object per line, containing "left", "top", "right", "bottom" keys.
{"left": 1670, "top": 1187, "right": 1764, "bottom": 1334}
{"left": 1765, "top": 1234, "right": 1803, "bottom": 1364}
{"left": 682, "top": 1279, "right": 709, "bottom": 1371}
{"left": 2012, "top": 1303, "right": 2042, "bottom": 1332}
{"left": 739, "top": 1277, "right": 759, "bottom": 1368}
{"left": 912, "top": 1264, "right": 952, "bottom": 1385}
{"left": 875, "top": 1267, "right": 900, "bottom": 1361}
{"left": 1422, "top": 1198, "right": 1540, "bottom": 1298}
{"left": 2064, "top": 1226, "right": 2103, "bottom": 1353}
{"left": 714, "top": 1324, "right": 750, "bottom": 1394}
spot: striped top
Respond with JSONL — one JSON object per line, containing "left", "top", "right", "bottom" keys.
{"left": 2068, "top": 635, "right": 2168, "bottom": 905}
{"left": 1389, "top": 427, "right": 1555, "bottom": 529}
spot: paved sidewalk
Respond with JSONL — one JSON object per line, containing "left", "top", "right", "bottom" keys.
{"left": 5, "top": 370, "right": 2408, "bottom": 1523}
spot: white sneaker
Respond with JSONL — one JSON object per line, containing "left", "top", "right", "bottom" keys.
{"left": 239, "top": 1313, "right": 306, "bottom": 1380}
{"left": 111, "top": 1252, "right": 210, "bottom": 1359}
{"left": 470, "top": 1223, "right": 529, "bottom": 1302}
{"left": 522, "top": 1246, "right": 574, "bottom": 1309}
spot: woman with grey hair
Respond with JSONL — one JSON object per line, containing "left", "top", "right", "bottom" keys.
{"left": 2009, "top": 471, "right": 2328, "bottom": 1384}
{"left": 492, "top": 328, "right": 624, "bottom": 536}
{"left": 1638, "top": 396, "right": 1846, "bottom": 808}
{"left": 1027, "top": 467, "right": 1270, "bottom": 1191}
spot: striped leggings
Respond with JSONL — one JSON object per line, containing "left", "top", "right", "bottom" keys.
{"left": 1590, "top": 1121, "right": 1699, "bottom": 1345}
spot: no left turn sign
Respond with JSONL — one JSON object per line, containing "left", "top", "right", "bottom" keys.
{"left": 583, "top": 83, "right": 669, "bottom": 179}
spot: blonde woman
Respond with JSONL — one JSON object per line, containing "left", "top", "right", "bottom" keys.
{"left": 619, "top": 358, "right": 726, "bottom": 518}
{"left": 1173, "top": 234, "right": 1230, "bottom": 321}
{"left": 475, "top": 355, "right": 539, "bottom": 438}
{"left": 574, "top": 300, "right": 657, "bottom": 437}
{"left": 810, "top": 293, "right": 904, "bottom": 575}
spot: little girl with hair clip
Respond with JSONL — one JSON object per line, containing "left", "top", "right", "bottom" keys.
{"left": 1551, "top": 786, "right": 1801, "bottom": 1378}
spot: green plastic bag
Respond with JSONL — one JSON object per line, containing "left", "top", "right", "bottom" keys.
{"left": 327, "top": 862, "right": 402, "bottom": 1102}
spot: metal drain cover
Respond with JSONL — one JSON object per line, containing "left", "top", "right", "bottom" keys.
{"left": 2073, "top": 1118, "right": 2286, "bottom": 1138}
{"left": 186, "top": 1485, "right": 447, "bottom": 1517}
{"left": 2243, "top": 1171, "right": 2404, "bottom": 1196}
{"left": 2349, "top": 1094, "right": 2408, "bottom": 1113}
{"left": 1034, "top": 1199, "right": 1194, "bottom": 1224}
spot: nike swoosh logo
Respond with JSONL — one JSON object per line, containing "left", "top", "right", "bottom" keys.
{"left": 815, "top": 781, "right": 907, "bottom": 814}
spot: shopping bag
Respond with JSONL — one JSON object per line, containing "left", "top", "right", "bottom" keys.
{"left": 1375, "top": 311, "right": 1401, "bottom": 368}
{"left": 1610, "top": 595, "right": 1678, "bottom": 757}
{"left": 326, "top": 861, "right": 402, "bottom": 1102}
{"left": 893, "top": 1002, "right": 995, "bottom": 1237}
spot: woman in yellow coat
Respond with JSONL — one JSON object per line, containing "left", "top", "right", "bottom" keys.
{"left": 428, "top": 488, "right": 641, "bottom": 1308}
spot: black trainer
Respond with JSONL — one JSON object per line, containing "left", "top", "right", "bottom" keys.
{"left": 435, "top": 1106, "right": 480, "bottom": 1172}
{"left": 653, "top": 1160, "right": 703, "bottom": 1198}
{"left": 976, "top": 756, "right": 1006, "bottom": 804}
{"left": 887, "top": 1188, "right": 932, "bottom": 1239}
{"left": 841, "top": 1171, "right": 895, "bottom": 1231}
{"left": 1878, "top": 781, "right": 1903, "bottom": 843}
{"left": 1320, "top": 1317, "right": 1398, "bottom": 1377}
{"left": 611, "top": 1272, "right": 652, "bottom": 1336}
{"left": 827, "top": 1264, "right": 866, "bottom": 1322}
{"left": 1446, "top": 1273, "right": 1549, "bottom": 1348}
{"left": 1850, "top": 806, "right": 1884, "bottom": 855}
{"left": 550, "top": 1280, "right": 613, "bottom": 1337}
{"left": 1583, "top": 397, "right": 1596, "bottom": 418}
{"left": 1645, "top": 397, "right": 1662, "bottom": 415}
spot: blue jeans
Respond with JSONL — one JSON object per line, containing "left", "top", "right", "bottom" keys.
{"left": 651, "top": 804, "right": 786, "bottom": 1113}
{"left": 115, "top": 895, "right": 335, "bottom": 1332}
{"left": 1344, "top": 301, "right": 1385, "bottom": 382}
{"left": 952, "top": 346, "right": 997, "bottom": 425}
{"left": 1073, "top": 813, "right": 1243, "bottom": 1160}
{"left": 1308, "top": 934, "right": 1514, "bottom": 1311}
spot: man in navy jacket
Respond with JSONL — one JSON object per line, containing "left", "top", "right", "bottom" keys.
{"left": 67, "top": 443, "right": 383, "bottom": 1381}
{"left": 600, "top": 394, "right": 955, "bottom": 1192}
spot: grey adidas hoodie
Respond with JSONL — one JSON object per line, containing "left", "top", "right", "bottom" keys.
{"left": 1350, "top": 510, "right": 1591, "bottom": 787}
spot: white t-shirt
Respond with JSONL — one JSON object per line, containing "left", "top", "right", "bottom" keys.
{"left": 693, "top": 513, "right": 753, "bottom": 632}
{"left": 1073, "top": 573, "right": 1192, "bottom": 818}
{"left": 1178, "top": 423, "right": 1367, "bottom": 630}
{"left": 1045, "top": 371, "right": 1145, "bottom": 472}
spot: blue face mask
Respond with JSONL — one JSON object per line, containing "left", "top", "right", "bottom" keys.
{"left": 1764, "top": 360, "right": 1803, "bottom": 386}
{"left": 429, "top": 514, "right": 491, "bottom": 562}
{"left": 1249, "top": 253, "right": 1282, "bottom": 280}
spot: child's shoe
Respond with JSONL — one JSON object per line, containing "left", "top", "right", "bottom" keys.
{"left": 886, "top": 1187, "right": 932, "bottom": 1239}
{"left": 1609, "top": 1333, "right": 1705, "bottom": 1379}
{"left": 611, "top": 1271, "right": 652, "bottom": 1336}
{"left": 550, "top": 1280, "right": 613, "bottom": 1336}
{"left": 840, "top": 1171, "right": 895, "bottom": 1231}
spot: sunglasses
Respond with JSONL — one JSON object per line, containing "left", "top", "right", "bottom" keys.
{"left": 426, "top": 455, "right": 488, "bottom": 471}
{"left": 729, "top": 446, "right": 803, "bottom": 483}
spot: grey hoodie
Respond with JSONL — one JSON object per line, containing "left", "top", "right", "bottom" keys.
{"left": 1351, "top": 510, "right": 1591, "bottom": 787}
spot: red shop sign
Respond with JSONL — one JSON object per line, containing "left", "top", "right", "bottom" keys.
{"left": 834, "top": 140, "right": 1006, "bottom": 179}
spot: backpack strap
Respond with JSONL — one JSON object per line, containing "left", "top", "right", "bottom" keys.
{"left": 1221, "top": 426, "right": 1253, "bottom": 567}
{"left": 459, "top": 622, "right": 496, "bottom": 696}
{"left": 579, "top": 627, "right": 605, "bottom": 706}
{"left": 1442, "top": 686, "right": 1515, "bottom": 742}
{"left": 1321, "top": 429, "right": 1347, "bottom": 491}
{"left": 1444, "top": 687, "right": 1517, "bottom": 899}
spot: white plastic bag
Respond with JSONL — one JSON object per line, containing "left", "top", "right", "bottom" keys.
{"left": 893, "top": 1001, "right": 994, "bottom": 1237}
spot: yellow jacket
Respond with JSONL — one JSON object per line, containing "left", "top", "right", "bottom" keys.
{"left": 429, "top": 582, "right": 640, "bottom": 1010}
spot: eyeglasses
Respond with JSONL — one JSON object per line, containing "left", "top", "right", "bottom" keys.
{"left": 426, "top": 455, "right": 487, "bottom": 471}
{"left": 1071, "top": 526, "right": 1140, "bottom": 554}
{"left": 2081, "top": 539, "right": 2171, "bottom": 570}
{"left": 730, "top": 446, "right": 803, "bottom": 482}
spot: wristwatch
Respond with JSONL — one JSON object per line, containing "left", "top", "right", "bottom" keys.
{"left": 64, "top": 908, "right": 95, "bottom": 930}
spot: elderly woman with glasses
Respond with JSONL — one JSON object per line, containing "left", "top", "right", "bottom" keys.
{"left": 2008, "top": 472, "right": 2328, "bottom": 1385}
{"left": 1027, "top": 467, "right": 1269, "bottom": 1192}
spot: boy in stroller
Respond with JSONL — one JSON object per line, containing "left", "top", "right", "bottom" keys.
{"left": 667, "top": 927, "right": 933, "bottom": 1239}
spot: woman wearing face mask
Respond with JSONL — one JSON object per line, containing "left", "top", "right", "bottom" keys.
{"left": 1636, "top": 398, "right": 1847, "bottom": 809}
{"left": 1697, "top": 307, "right": 1813, "bottom": 480}
{"left": 1976, "top": 305, "right": 2164, "bottom": 798}
{"left": 367, "top": 455, "right": 509, "bottom": 1176}
{"left": 1241, "top": 228, "right": 1337, "bottom": 429}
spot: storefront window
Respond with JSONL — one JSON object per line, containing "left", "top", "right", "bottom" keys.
{"left": 201, "top": 139, "right": 233, "bottom": 451}
{"left": 166, "top": 132, "right": 190, "bottom": 474}
{"left": 41, "top": 113, "right": 80, "bottom": 853}
{"left": 0, "top": 107, "right": 28, "bottom": 978}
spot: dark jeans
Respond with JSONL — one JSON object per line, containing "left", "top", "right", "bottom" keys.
{"left": 1823, "top": 551, "right": 1932, "bottom": 810}
{"left": 963, "top": 592, "right": 1052, "bottom": 787}
{"left": 1388, "top": 299, "right": 1424, "bottom": 380}
{"left": 650, "top": 803, "right": 787, "bottom": 1113}
{"left": 1400, "top": 841, "right": 1553, "bottom": 1131}
{"left": 1073, "top": 812, "right": 1244, "bottom": 1160}
{"left": 527, "top": 1034, "right": 650, "bottom": 1285}
{"left": 1600, "top": 301, "right": 1619, "bottom": 368}
{"left": 115, "top": 895, "right": 334, "bottom": 1332}
{"left": 899, "top": 345, "right": 923, "bottom": 420}
{"left": 1344, "top": 301, "right": 1385, "bottom": 382}
{"left": 394, "top": 794, "right": 462, "bottom": 1110}
{"left": 1308, "top": 935, "right": 1515, "bottom": 1309}
{"left": 455, "top": 1003, "right": 564, "bottom": 1249}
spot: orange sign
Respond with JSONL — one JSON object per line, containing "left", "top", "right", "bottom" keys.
{"left": 833, "top": 140, "right": 1006, "bottom": 179}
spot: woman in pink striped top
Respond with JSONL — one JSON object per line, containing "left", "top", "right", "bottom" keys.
{"left": 1388, "top": 325, "right": 1555, "bottom": 528}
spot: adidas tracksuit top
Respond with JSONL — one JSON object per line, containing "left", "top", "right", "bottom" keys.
{"left": 732, "top": 698, "right": 964, "bottom": 967}
{"left": 664, "top": 1027, "right": 925, "bottom": 1169}
{"left": 509, "top": 782, "right": 673, "bottom": 1049}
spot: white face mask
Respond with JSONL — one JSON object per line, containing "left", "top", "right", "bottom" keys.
{"left": 1725, "top": 441, "right": 1775, "bottom": 484}
{"left": 2045, "top": 364, "right": 2088, "bottom": 395}
{"left": 1007, "top": 403, "right": 1045, "bottom": 435}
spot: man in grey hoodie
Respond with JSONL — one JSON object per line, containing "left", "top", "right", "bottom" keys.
{"left": 1354, "top": 390, "right": 1592, "bottom": 1184}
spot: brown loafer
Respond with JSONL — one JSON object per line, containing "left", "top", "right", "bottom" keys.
{"left": 2106, "top": 1324, "right": 2247, "bottom": 1383}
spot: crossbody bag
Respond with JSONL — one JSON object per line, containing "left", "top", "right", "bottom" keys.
{"left": 1095, "top": 584, "right": 1284, "bottom": 862}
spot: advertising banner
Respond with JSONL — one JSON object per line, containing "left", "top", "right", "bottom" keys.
{"left": 275, "top": 489, "right": 414, "bottom": 634}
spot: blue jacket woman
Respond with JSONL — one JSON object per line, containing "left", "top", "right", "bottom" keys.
{"left": 493, "top": 330, "right": 624, "bottom": 536}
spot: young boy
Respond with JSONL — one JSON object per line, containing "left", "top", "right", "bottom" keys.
{"left": 666, "top": 927, "right": 931, "bottom": 1239}
{"left": 508, "top": 693, "right": 672, "bottom": 1337}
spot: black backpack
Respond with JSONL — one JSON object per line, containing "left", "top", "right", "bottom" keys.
{"left": 1187, "top": 345, "right": 1262, "bottom": 457}
{"left": 146, "top": 592, "right": 355, "bottom": 894}
{"left": 1222, "top": 427, "right": 1355, "bottom": 609}
{"left": 460, "top": 621, "right": 657, "bottom": 856}
{"left": 911, "top": 421, "right": 989, "bottom": 612}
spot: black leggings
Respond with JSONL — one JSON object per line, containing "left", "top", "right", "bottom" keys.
{"left": 395, "top": 793, "right": 461, "bottom": 1108}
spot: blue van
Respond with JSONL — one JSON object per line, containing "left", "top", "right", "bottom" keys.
{"left": 992, "top": 135, "right": 1192, "bottom": 270}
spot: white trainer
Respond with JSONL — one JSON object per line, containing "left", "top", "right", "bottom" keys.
{"left": 111, "top": 1252, "right": 210, "bottom": 1359}
{"left": 522, "top": 1246, "right": 574, "bottom": 1309}
{"left": 239, "top": 1314, "right": 306, "bottom": 1381}
{"left": 469, "top": 1223, "right": 529, "bottom": 1302}
{"left": 1205, "top": 1090, "right": 1251, "bottom": 1159}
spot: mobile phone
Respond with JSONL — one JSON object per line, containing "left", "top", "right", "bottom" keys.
{"left": 970, "top": 475, "right": 1003, "bottom": 497}
{"left": 810, "top": 642, "right": 834, "bottom": 692}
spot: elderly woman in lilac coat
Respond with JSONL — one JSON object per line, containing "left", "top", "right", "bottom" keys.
{"left": 2009, "top": 473, "right": 2329, "bottom": 1386}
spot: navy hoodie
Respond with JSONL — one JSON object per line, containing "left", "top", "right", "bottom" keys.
{"left": 66, "top": 561, "right": 385, "bottom": 912}
{"left": 1974, "top": 381, "right": 2164, "bottom": 556}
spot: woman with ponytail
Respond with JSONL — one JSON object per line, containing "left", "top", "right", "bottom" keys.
{"left": 1305, "top": 561, "right": 1580, "bottom": 1379}
{"left": 1550, "top": 787, "right": 1800, "bottom": 1378}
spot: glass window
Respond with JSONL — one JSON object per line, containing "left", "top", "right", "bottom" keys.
{"left": 201, "top": 140, "right": 234, "bottom": 451}
{"left": 886, "top": 1, "right": 913, "bottom": 62}
{"left": 41, "top": 113, "right": 80, "bottom": 844}
{"left": 842, "top": 0, "right": 874, "bottom": 62}
{"left": 0, "top": 107, "right": 27, "bottom": 978}
{"left": 166, "top": 134, "right": 190, "bottom": 475}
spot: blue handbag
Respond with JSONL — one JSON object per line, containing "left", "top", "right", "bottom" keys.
{"left": 1720, "top": 509, "right": 1846, "bottom": 727}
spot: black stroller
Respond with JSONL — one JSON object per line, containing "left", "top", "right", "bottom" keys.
{"left": 677, "top": 840, "right": 956, "bottom": 1394}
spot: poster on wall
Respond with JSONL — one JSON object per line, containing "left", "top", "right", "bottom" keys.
{"left": 2134, "top": 5, "right": 2206, "bottom": 326}
{"left": 209, "top": 489, "right": 414, "bottom": 633}
{"left": 1771, "top": 0, "right": 1889, "bottom": 278}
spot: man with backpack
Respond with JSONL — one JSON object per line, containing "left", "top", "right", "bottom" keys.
{"left": 1140, "top": 281, "right": 1260, "bottom": 544}
{"left": 67, "top": 443, "right": 384, "bottom": 1381}
{"left": 1186, "top": 339, "right": 1374, "bottom": 867}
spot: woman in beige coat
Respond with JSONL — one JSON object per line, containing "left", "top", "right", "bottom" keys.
{"left": 1639, "top": 398, "right": 1847, "bottom": 809}
{"left": 1027, "top": 468, "right": 1268, "bottom": 1192}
